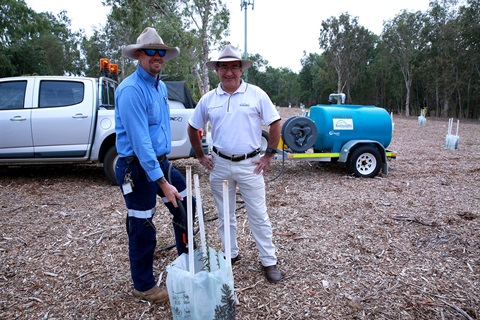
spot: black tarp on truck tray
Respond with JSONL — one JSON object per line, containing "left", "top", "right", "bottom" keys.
{"left": 165, "top": 81, "right": 196, "bottom": 109}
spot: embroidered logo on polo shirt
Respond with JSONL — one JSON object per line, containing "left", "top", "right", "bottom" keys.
{"left": 240, "top": 102, "right": 250, "bottom": 107}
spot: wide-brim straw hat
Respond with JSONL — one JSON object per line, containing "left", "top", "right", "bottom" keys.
{"left": 206, "top": 44, "right": 253, "bottom": 70}
{"left": 123, "top": 27, "right": 180, "bottom": 60}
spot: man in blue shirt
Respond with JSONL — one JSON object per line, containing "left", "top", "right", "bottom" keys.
{"left": 115, "top": 27, "right": 194, "bottom": 304}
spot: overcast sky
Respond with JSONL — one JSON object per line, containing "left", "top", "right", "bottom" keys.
{"left": 25, "top": 0, "right": 431, "bottom": 72}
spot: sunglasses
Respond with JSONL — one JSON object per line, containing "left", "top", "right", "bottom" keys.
{"left": 218, "top": 65, "right": 241, "bottom": 72}
{"left": 142, "top": 49, "right": 166, "bottom": 57}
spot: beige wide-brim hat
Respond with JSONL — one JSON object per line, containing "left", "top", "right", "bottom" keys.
{"left": 123, "top": 27, "right": 180, "bottom": 60}
{"left": 206, "top": 44, "right": 253, "bottom": 70}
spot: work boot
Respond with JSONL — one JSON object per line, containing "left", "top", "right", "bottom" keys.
{"left": 133, "top": 286, "right": 169, "bottom": 304}
{"left": 263, "top": 265, "right": 282, "bottom": 284}
{"left": 231, "top": 254, "right": 241, "bottom": 265}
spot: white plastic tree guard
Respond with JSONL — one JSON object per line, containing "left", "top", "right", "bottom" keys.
{"left": 391, "top": 112, "right": 395, "bottom": 132}
{"left": 418, "top": 109, "right": 426, "bottom": 126}
{"left": 445, "top": 118, "right": 460, "bottom": 150}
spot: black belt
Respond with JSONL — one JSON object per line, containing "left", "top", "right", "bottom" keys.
{"left": 212, "top": 146, "right": 260, "bottom": 162}
{"left": 122, "top": 154, "right": 166, "bottom": 163}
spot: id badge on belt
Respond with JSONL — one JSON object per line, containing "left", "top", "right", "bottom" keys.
{"left": 122, "top": 172, "right": 134, "bottom": 195}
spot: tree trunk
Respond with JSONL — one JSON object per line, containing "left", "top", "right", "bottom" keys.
{"left": 404, "top": 78, "right": 411, "bottom": 117}
{"left": 443, "top": 87, "right": 449, "bottom": 117}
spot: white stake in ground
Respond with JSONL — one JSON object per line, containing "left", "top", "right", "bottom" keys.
{"left": 186, "top": 166, "right": 195, "bottom": 275}
{"left": 223, "top": 180, "right": 232, "bottom": 269}
{"left": 194, "top": 174, "right": 207, "bottom": 255}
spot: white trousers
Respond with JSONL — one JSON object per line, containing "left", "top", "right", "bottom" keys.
{"left": 210, "top": 153, "right": 277, "bottom": 267}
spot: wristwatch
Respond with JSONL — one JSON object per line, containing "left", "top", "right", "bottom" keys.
{"left": 265, "top": 147, "right": 277, "bottom": 154}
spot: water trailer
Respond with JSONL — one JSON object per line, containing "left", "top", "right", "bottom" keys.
{"left": 274, "top": 96, "right": 397, "bottom": 178}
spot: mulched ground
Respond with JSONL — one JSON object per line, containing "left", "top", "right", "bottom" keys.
{"left": 1, "top": 108, "right": 479, "bottom": 319}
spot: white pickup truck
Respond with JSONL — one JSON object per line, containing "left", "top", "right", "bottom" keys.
{"left": 0, "top": 74, "right": 202, "bottom": 184}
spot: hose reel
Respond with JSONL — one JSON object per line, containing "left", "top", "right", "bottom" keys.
{"left": 281, "top": 116, "right": 318, "bottom": 153}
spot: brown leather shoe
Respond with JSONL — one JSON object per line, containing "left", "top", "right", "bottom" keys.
{"left": 133, "top": 286, "right": 169, "bottom": 304}
{"left": 263, "top": 265, "right": 282, "bottom": 283}
{"left": 231, "top": 254, "right": 241, "bottom": 264}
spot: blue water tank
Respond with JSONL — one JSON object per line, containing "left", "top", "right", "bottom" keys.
{"left": 308, "top": 104, "right": 393, "bottom": 153}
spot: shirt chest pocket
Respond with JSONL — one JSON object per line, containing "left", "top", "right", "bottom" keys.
{"left": 147, "top": 103, "right": 160, "bottom": 124}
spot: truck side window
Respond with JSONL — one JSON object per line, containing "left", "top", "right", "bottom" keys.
{"left": 0, "top": 81, "right": 27, "bottom": 110}
{"left": 100, "top": 79, "right": 116, "bottom": 109}
{"left": 39, "top": 81, "right": 84, "bottom": 108}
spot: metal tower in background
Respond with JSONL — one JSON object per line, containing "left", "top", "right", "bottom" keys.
{"left": 240, "top": 0, "right": 254, "bottom": 81}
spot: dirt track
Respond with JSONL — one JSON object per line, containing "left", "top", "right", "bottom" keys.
{"left": 1, "top": 108, "right": 479, "bottom": 319}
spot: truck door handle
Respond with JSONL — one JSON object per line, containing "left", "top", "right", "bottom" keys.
{"left": 72, "top": 113, "right": 88, "bottom": 119}
{"left": 10, "top": 116, "right": 27, "bottom": 121}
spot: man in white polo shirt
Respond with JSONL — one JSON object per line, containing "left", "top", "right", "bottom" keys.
{"left": 187, "top": 45, "right": 282, "bottom": 283}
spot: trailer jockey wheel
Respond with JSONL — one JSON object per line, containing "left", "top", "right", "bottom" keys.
{"left": 281, "top": 116, "right": 318, "bottom": 153}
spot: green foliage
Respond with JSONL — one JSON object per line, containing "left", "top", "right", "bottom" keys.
{"left": 299, "top": 53, "right": 334, "bottom": 106}
{"left": 319, "top": 13, "right": 376, "bottom": 103}
{"left": 213, "top": 283, "right": 236, "bottom": 320}
{"left": 100, "top": 0, "right": 229, "bottom": 98}
{"left": 0, "top": 0, "right": 83, "bottom": 77}
{"left": 2, "top": 0, "right": 479, "bottom": 118}
{"left": 0, "top": 50, "right": 16, "bottom": 76}
{"left": 82, "top": 30, "right": 112, "bottom": 78}
{"left": 198, "top": 248, "right": 211, "bottom": 272}
{"left": 3, "top": 43, "right": 50, "bottom": 76}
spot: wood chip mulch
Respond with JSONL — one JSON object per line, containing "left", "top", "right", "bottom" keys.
{"left": 1, "top": 108, "right": 479, "bottom": 319}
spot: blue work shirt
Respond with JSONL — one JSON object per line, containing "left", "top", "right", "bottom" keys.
{"left": 115, "top": 66, "right": 171, "bottom": 182}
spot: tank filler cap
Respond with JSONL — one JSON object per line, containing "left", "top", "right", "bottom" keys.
{"left": 328, "top": 93, "right": 346, "bottom": 104}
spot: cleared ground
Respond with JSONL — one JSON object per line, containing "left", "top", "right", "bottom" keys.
{"left": 1, "top": 108, "right": 479, "bottom": 319}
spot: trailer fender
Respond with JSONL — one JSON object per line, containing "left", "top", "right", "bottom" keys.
{"left": 339, "top": 140, "right": 389, "bottom": 174}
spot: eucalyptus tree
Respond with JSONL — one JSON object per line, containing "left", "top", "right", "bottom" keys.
{"left": 101, "top": 0, "right": 229, "bottom": 97}
{"left": 240, "top": 64, "right": 296, "bottom": 107}
{"left": 101, "top": 0, "right": 177, "bottom": 80}
{"left": 318, "top": 13, "right": 375, "bottom": 103}
{"left": 0, "top": 0, "right": 82, "bottom": 76}
{"left": 0, "top": 0, "right": 49, "bottom": 78}
{"left": 457, "top": 0, "right": 480, "bottom": 118}
{"left": 176, "top": 0, "right": 230, "bottom": 95}
{"left": 299, "top": 52, "right": 333, "bottom": 106}
{"left": 0, "top": 0, "right": 34, "bottom": 45}
{"left": 242, "top": 52, "right": 269, "bottom": 88}
{"left": 370, "top": 39, "right": 406, "bottom": 114}
{"left": 423, "top": 0, "right": 463, "bottom": 117}
{"left": 44, "top": 11, "right": 85, "bottom": 75}
{"left": 242, "top": 53, "right": 301, "bottom": 106}
{"left": 382, "top": 10, "right": 427, "bottom": 116}
{"left": 82, "top": 28, "right": 115, "bottom": 78}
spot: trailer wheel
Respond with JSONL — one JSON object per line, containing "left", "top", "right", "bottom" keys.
{"left": 104, "top": 145, "right": 119, "bottom": 185}
{"left": 347, "top": 145, "right": 382, "bottom": 178}
{"left": 260, "top": 130, "right": 269, "bottom": 155}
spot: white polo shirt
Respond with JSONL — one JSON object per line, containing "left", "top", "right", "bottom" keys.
{"left": 189, "top": 80, "right": 280, "bottom": 155}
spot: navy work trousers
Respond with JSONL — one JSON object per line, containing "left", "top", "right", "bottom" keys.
{"left": 116, "top": 156, "right": 195, "bottom": 291}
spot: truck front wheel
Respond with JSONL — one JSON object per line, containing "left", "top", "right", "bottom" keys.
{"left": 347, "top": 146, "right": 382, "bottom": 178}
{"left": 104, "top": 146, "right": 118, "bottom": 185}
